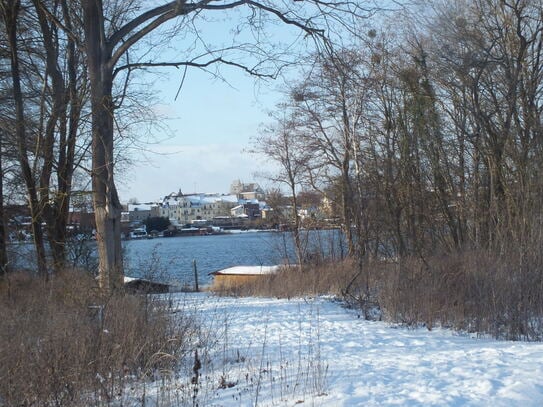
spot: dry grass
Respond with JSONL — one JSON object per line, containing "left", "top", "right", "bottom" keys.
{"left": 376, "top": 250, "right": 543, "bottom": 340}
{"left": 213, "top": 249, "right": 543, "bottom": 341}
{"left": 211, "top": 260, "right": 358, "bottom": 298}
{"left": 0, "top": 270, "right": 199, "bottom": 406}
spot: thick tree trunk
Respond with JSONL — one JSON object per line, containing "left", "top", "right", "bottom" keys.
{"left": 90, "top": 76, "right": 123, "bottom": 293}
{"left": 83, "top": 0, "right": 123, "bottom": 292}
{"left": 33, "top": 0, "right": 69, "bottom": 271}
{"left": 46, "top": 0, "right": 81, "bottom": 272}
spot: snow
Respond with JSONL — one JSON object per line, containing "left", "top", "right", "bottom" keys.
{"left": 190, "top": 194, "right": 240, "bottom": 205}
{"left": 140, "top": 294, "right": 543, "bottom": 406}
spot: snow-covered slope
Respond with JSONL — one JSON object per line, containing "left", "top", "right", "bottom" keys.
{"left": 157, "top": 294, "right": 543, "bottom": 406}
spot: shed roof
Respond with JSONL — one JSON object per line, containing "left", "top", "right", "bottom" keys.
{"left": 210, "top": 265, "right": 280, "bottom": 276}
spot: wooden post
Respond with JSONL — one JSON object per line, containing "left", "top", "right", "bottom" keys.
{"left": 192, "top": 259, "right": 199, "bottom": 292}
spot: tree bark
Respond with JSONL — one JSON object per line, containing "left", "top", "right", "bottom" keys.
{"left": 290, "top": 180, "right": 304, "bottom": 268}
{"left": 0, "top": 132, "right": 7, "bottom": 274}
{"left": 83, "top": 0, "right": 123, "bottom": 292}
{"left": 33, "top": 0, "right": 70, "bottom": 271}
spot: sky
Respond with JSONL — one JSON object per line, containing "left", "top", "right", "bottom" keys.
{"left": 114, "top": 5, "right": 312, "bottom": 204}
{"left": 117, "top": 65, "right": 282, "bottom": 203}
{"left": 112, "top": 1, "right": 390, "bottom": 204}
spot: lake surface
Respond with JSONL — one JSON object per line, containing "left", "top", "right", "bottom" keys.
{"left": 124, "top": 229, "right": 345, "bottom": 286}
{"left": 8, "top": 229, "right": 345, "bottom": 287}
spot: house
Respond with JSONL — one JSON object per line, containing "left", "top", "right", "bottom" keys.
{"left": 124, "top": 276, "right": 170, "bottom": 294}
{"left": 68, "top": 210, "right": 96, "bottom": 233}
{"left": 230, "top": 180, "right": 266, "bottom": 201}
{"left": 230, "top": 202, "right": 262, "bottom": 220}
{"left": 159, "top": 191, "right": 239, "bottom": 225}
{"left": 127, "top": 203, "right": 156, "bottom": 222}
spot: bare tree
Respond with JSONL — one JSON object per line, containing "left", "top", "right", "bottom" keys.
{"left": 252, "top": 109, "right": 313, "bottom": 267}
{"left": 71, "top": 0, "right": 370, "bottom": 292}
{"left": 1, "top": 0, "right": 89, "bottom": 276}
{"left": 32, "top": 0, "right": 87, "bottom": 271}
{"left": 0, "top": 37, "right": 11, "bottom": 273}
{"left": 423, "top": 0, "right": 543, "bottom": 253}
{"left": 0, "top": 130, "right": 7, "bottom": 274}
{"left": 1, "top": 0, "right": 48, "bottom": 277}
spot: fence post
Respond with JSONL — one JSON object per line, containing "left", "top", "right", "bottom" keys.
{"left": 192, "top": 259, "right": 199, "bottom": 292}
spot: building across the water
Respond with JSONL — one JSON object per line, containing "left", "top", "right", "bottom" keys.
{"left": 158, "top": 191, "right": 241, "bottom": 225}
{"left": 230, "top": 180, "right": 266, "bottom": 201}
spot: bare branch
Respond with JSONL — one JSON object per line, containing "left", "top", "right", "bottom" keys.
{"left": 243, "top": 0, "right": 324, "bottom": 37}
{"left": 109, "top": 1, "right": 180, "bottom": 47}
{"left": 113, "top": 57, "right": 277, "bottom": 79}
{"left": 109, "top": 0, "right": 245, "bottom": 66}
{"left": 109, "top": 7, "right": 181, "bottom": 67}
{"left": 109, "top": 0, "right": 331, "bottom": 68}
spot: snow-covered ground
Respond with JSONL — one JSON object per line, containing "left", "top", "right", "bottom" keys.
{"left": 144, "top": 293, "right": 543, "bottom": 406}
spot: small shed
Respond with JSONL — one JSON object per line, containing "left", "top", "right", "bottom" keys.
{"left": 123, "top": 276, "right": 170, "bottom": 294}
{"left": 210, "top": 265, "right": 280, "bottom": 291}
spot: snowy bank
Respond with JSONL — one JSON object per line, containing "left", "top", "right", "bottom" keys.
{"left": 138, "top": 293, "right": 543, "bottom": 406}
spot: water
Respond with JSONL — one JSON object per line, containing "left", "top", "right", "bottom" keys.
{"left": 124, "top": 229, "right": 345, "bottom": 286}
{"left": 8, "top": 229, "right": 345, "bottom": 286}
{"left": 124, "top": 232, "right": 282, "bottom": 285}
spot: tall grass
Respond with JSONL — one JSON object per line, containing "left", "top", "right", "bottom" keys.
{"left": 0, "top": 270, "right": 199, "bottom": 406}
{"left": 0, "top": 271, "right": 330, "bottom": 406}
{"left": 213, "top": 260, "right": 358, "bottom": 298}
{"left": 213, "top": 249, "right": 543, "bottom": 341}
{"left": 376, "top": 250, "right": 543, "bottom": 340}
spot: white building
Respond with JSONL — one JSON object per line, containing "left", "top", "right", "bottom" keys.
{"left": 159, "top": 192, "right": 240, "bottom": 225}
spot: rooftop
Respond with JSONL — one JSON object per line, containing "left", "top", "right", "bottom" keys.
{"left": 211, "top": 265, "right": 281, "bottom": 276}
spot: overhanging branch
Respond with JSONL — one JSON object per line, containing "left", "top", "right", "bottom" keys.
{"left": 109, "top": 1, "right": 181, "bottom": 47}
{"left": 244, "top": 0, "right": 324, "bottom": 38}
{"left": 108, "top": 0, "right": 330, "bottom": 68}
{"left": 113, "top": 57, "right": 277, "bottom": 79}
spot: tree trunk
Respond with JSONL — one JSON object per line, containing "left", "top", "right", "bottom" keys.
{"left": 0, "top": 134, "right": 7, "bottom": 274}
{"left": 83, "top": 0, "right": 123, "bottom": 292}
{"left": 33, "top": 0, "right": 69, "bottom": 271}
{"left": 3, "top": 0, "right": 48, "bottom": 278}
{"left": 341, "top": 156, "right": 356, "bottom": 257}
{"left": 290, "top": 184, "right": 304, "bottom": 269}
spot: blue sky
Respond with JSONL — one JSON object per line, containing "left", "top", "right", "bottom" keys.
{"left": 112, "top": 0, "right": 387, "bottom": 203}
{"left": 115, "top": 6, "right": 312, "bottom": 203}
{"left": 117, "top": 65, "right": 284, "bottom": 202}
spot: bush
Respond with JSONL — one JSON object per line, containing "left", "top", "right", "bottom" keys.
{"left": 376, "top": 250, "right": 543, "bottom": 340}
{"left": 217, "top": 249, "right": 543, "bottom": 341}
{"left": 0, "top": 270, "right": 198, "bottom": 406}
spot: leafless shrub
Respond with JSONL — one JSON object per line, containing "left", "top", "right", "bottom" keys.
{"left": 0, "top": 270, "right": 199, "bottom": 406}
{"left": 376, "top": 249, "right": 543, "bottom": 340}
{"left": 217, "top": 245, "right": 543, "bottom": 341}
